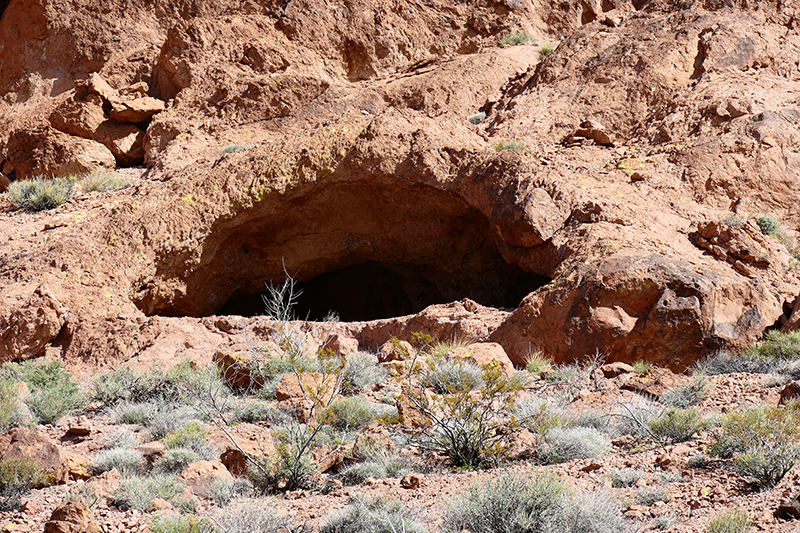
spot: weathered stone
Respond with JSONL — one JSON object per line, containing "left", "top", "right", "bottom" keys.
{"left": 447, "top": 342, "right": 515, "bottom": 375}
{"left": 601, "top": 362, "right": 635, "bottom": 378}
{"left": 5, "top": 127, "right": 115, "bottom": 179}
{"left": 109, "top": 97, "right": 166, "bottom": 123}
{"left": 780, "top": 381, "right": 800, "bottom": 405}
{"left": 180, "top": 460, "right": 235, "bottom": 499}
{"left": 44, "top": 497, "right": 100, "bottom": 533}
{"left": 0, "top": 427, "right": 87, "bottom": 485}
{"left": 0, "top": 285, "right": 68, "bottom": 363}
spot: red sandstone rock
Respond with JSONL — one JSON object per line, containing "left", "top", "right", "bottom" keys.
{"left": 0, "top": 285, "right": 68, "bottom": 363}
{"left": 447, "top": 342, "right": 515, "bottom": 375}
{"left": 44, "top": 497, "right": 100, "bottom": 533}
{"left": 180, "top": 460, "right": 235, "bottom": 499}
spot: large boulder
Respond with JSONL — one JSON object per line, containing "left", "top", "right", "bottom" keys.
{"left": 44, "top": 497, "right": 101, "bottom": 533}
{"left": 0, "top": 427, "right": 89, "bottom": 485}
{"left": 0, "top": 284, "right": 68, "bottom": 363}
{"left": 5, "top": 127, "right": 115, "bottom": 179}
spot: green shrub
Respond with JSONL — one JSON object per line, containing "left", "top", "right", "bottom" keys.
{"left": 649, "top": 408, "right": 702, "bottom": 444}
{"left": 216, "top": 499, "right": 291, "bottom": 533}
{"left": 539, "top": 44, "right": 554, "bottom": 59}
{"left": 92, "top": 448, "right": 144, "bottom": 477}
{"left": 0, "top": 457, "right": 49, "bottom": 512}
{"left": 150, "top": 512, "right": 214, "bottom": 533}
{"left": 660, "top": 376, "right": 710, "bottom": 408}
{"left": 571, "top": 410, "right": 609, "bottom": 431}
{"left": 5, "top": 176, "right": 74, "bottom": 211}
{"left": 636, "top": 486, "right": 671, "bottom": 506}
{"left": 422, "top": 356, "right": 483, "bottom": 394}
{"left": 163, "top": 420, "right": 208, "bottom": 449}
{"left": 339, "top": 454, "right": 414, "bottom": 485}
{"left": 706, "top": 509, "right": 751, "bottom": 533}
{"left": 156, "top": 447, "right": 201, "bottom": 475}
{"left": 112, "top": 475, "right": 191, "bottom": 512}
{"left": 220, "top": 144, "right": 255, "bottom": 155}
{"left": 233, "top": 400, "right": 291, "bottom": 425}
{"left": 250, "top": 428, "right": 319, "bottom": 493}
{"left": 0, "top": 380, "right": 23, "bottom": 432}
{"left": 756, "top": 215, "right": 780, "bottom": 236}
{"left": 148, "top": 407, "right": 209, "bottom": 441}
{"left": 525, "top": 352, "right": 553, "bottom": 375}
{"left": 541, "top": 427, "right": 610, "bottom": 464}
{"left": 494, "top": 140, "right": 527, "bottom": 152}
{"left": 555, "top": 490, "right": 624, "bottom": 533}
{"left": 632, "top": 360, "right": 652, "bottom": 375}
{"left": 103, "top": 429, "right": 139, "bottom": 450}
{"left": 608, "top": 468, "right": 643, "bottom": 488}
{"left": 442, "top": 472, "right": 567, "bottom": 533}
{"left": 340, "top": 353, "right": 386, "bottom": 395}
{"left": 109, "top": 401, "right": 161, "bottom": 426}
{"left": 1, "top": 360, "right": 84, "bottom": 424}
{"left": 322, "top": 396, "right": 377, "bottom": 430}
{"left": 710, "top": 404, "right": 800, "bottom": 461}
{"left": 79, "top": 170, "right": 129, "bottom": 193}
{"left": 515, "top": 398, "right": 567, "bottom": 434}
{"left": 653, "top": 515, "right": 678, "bottom": 531}
{"left": 501, "top": 32, "right": 535, "bottom": 46}
{"left": 734, "top": 441, "right": 800, "bottom": 489}
{"left": 745, "top": 330, "right": 800, "bottom": 361}
{"left": 320, "top": 494, "right": 426, "bottom": 533}
{"left": 404, "top": 354, "right": 527, "bottom": 468}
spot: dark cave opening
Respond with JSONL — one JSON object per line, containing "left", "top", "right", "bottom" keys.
{"left": 217, "top": 260, "right": 550, "bottom": 322}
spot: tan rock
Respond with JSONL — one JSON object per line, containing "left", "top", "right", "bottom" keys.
{"left": 312, "top": 444, "right": 343, "bottom": 473}
{"left": 90, "top": 469, "right": 121, "bottom": 504}
{"left": 447, "top": 342, "right": 515, "bottom": 375}
{"left": 87, "top": 73, "right": 121, "bottom": 107}
{"left": 0, "top": 284, "right": 68, "bottom": 363}
{"left": 134, "top": 441, "right": 165, "bottom": 465}
{"left": 378, "top": 339, "right": 413, "bottom": 363}
{"left": 276, "top": 372, "right": 338, "bottom": 423}
{"left": 0, "top": 427, "right": 71, "bottom": 485}
{"left": 180, "top": 460, "right": 235, "bottom": 499}
{"left": 601, "top": 362, "right": 635, "bottom": 378}
{"left": 5, "top": 127, "right": 115, "bottom": 180}
{"left": 214, "top": 351, "right": 263, "bottom": 391}
{"left": 400, "top": 473, "right": 424, "bottom": 489}
{"left": 0, "top": 172, "right": 9, "bottom": 193}
{"left": 109, "top": 97, "right": 166, "bottom": 123}
{"left": 44, "top": 497, "right": 100, "bottom": 533}
{"left": 149, "top": 498, "right": 174, "bottom": 511}
{"left": 219, "top": 436, "right": 274, "bottom": 477}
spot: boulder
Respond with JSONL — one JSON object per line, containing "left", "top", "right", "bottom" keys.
{"left": 378, "top": 339, "right": 412, "bottom": 363}
{"left": 0, "top": 428, "right": 74, "bottom": 485}
{"left": 276, "top": 372, "right": 338, "bottom": 423}
{"left": 180, "top": 460, "right": 234, "bottom": 499}
{"left": 44, "top": 497, "right": 100, "bottom": 533}
{"left": 109, "top": 97, "right": 166, "bottom": 123}
{"left": 5, "top": 127, "right": 115, "bottom": 179}
{"left": 780, "top": 381, "right": 800, "bottom": 406}
{"left": 87, "top": 73, "right": 121, "bottom": 107}
{"left": 50, "top": 98, "right": 145, "bottom": 165}
{"left": 601, "top": 362, "right": 635, "bottom": 378}
{"left": 447, "top": 342, "right": 515, "bottom": 375}
{"left": 0, "top": 284, "right": 68, "bottom": 363}
{"left": 214, "top": 350, "right": 263, "bottom": 390}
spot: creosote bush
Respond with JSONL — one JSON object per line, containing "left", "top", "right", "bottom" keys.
{"left": 744, "top": 330, "right": 800, "bottom": 361}
{"left": 5, "top": 176, "right": 74, "bottom": 211}
{"left": 150, "top": 512, "right": 214, "bottom": 533}
{"left": 92, "top": 448, "right": 144, "bottom": 477}
{"left": 321, "top": 494, "right": 426, "bottom": 533}
{"left": 0, "top": 380, "right": 23, "bottom": 432}
{"left": 755, "top": 215, "right": 780, "bottom": 237}
{"left": 648, "top": 408, "right": 702, "bottom": 444}
{"left": 322, "top": 396, "right": 377, "bottom": 430}
{"left": 660, "top": 376, "right": 710, "bottom": 408}
{"left": 608, "top": 468, "right": 643, "bottom": 488}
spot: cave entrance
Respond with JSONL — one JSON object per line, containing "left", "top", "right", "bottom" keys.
{"left": 218, "top": 260, "right": 550, "bottom": 321}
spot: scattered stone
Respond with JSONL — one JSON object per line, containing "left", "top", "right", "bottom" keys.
{"left": 400, "top": 473, "right": 424, "bottom": 489}
{"left": 601, "top": 362, "right": 634, "bottom": 378}
{"left": 180, "top": 460, "right": 235, "bottom": 499}
{"left": 134, "top": 441, "right": 165, "bottom": 465}
{"left": 621, "top": 367, "right": 692, "bottom": 399}
{"left": 66, "top": 416, "right": 91, "bottom": 437}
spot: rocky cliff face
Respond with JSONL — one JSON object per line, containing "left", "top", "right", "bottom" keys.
{"left": 1, "top": 0, "right": 799, "bottom": 373}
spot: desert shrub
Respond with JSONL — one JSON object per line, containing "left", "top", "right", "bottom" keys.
{"left": 148, "top": 406, "right": 209, "bottom": 441}
{"left": 0, "top": 380, "right": 23, "bottom": 432}
{"left": 636, "top": 486, "right": 671, "bottom": 506}
{"left": 756, "top": 215, "right": 780, "bottom": 236}
{"left": 249, "top": 427, "right": 320, "bottom": 493}
{"left": 710, "top": 404, "right": 800, "bottom": 461}
{"left": 340, "top": 353, "right": 386, "bottom": 395}
{"left": 734, "top": 441, "right": 800, "bottom": 489}
{"left": 421, "top": 356, "right": 483, "bottom": 394}
{"left": 216, "top": 499, "right": 291, "bottom": 532}
{"left": 5, "top": 176, "right": 74, "bottom": 211}
{"left": 233, "top": 400, "right": 292, "bottom": 425}
{"left": 468, "top": 111, "right": 487, "bottom": 125}
{"left": 156, "top": 447, "right": 201, "bottom": 475}
{"left": 694, "top": 351, "right": 775, "bottom": 376}
{"left": 526, "top": 352, "right": 553, "bottom": 375}
{"left": 539, "top": 44, "right": 554, "bottom": 59}
{"left": 0, "top": 457, "right": 49, "bottom": 512}
{"left": 706, "top": 509, "right": 751, "bottom": 533}
{"left": 608, "top": 468, "right": 643, "bottom": 488}
{"left": 79, "top": 170, "right": 129, "bottom": 193}
{"left": 320, "top": 494, "right": 426, "bottom": 533}
{"left": 220, "top": 144, "right": 256, "bottom": 155}
{"left": 1, "top": 360, "right": 84, "bottom": 425}
{"left": 112, "top": 474, "right": 191, "bottom": 512}
{"left": 103, "top": 428, "right": 140, "bottom": 450}
{"left": 163, "top": 420, "right": 208, "bottom": 449}
{"left": 441, "top": 472, "right": 567, "bottom": 533}
{"left": 322, "top": 396, "right": 377, "bottom": 430}
{"left": 571, "top": 410, "right": 609, "bottom": 431}
{"left": 150, "top": 512, "right": 214, "bottom": 533}
{"left": 404, "top": 345, "right": 527, "bottom": 467}
{"left": 339, "top": 454, "right": 414, "bottom": 485}
{"left": 648, "top": 408, "right": 702, "bottom": 444}
{"left": 745, "top": 330, "right": 800, "bottom": 361}
{"left": 109, "top": 401, "right": 161, "bottom": 426}
{"left": 612, "top": 399, "right": 660, "bottom": 438}
{"left": 515, "top": 398, "right": 567, "bottom": 434}
{"left": 92, "top": 448, "right": 144, "bottom": 477}
{"left": 724, "top": 216, "right": 743, "bottom": 228}
{"left": 632, "top": 360, "right": 652, "bottom": 375}
{"left": 540, "top": 427, "right": 610, "bottom": 464}
{"left": 660, "top": 376, "right": 710, "bottom": 408}
{"left": 653, "top": 515, "right": 678, "bottom": 531}
{"left": 501, "top": 32, "right": 534, "bottom": 46}
{"left": 495, "top": 140, "right": 527, "bottom": 152}
{"left": 687, "top": 453, "right": 711, "bottom": 468}
{"left": 553, "top": 490, "right": 624, "bottom": 533}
